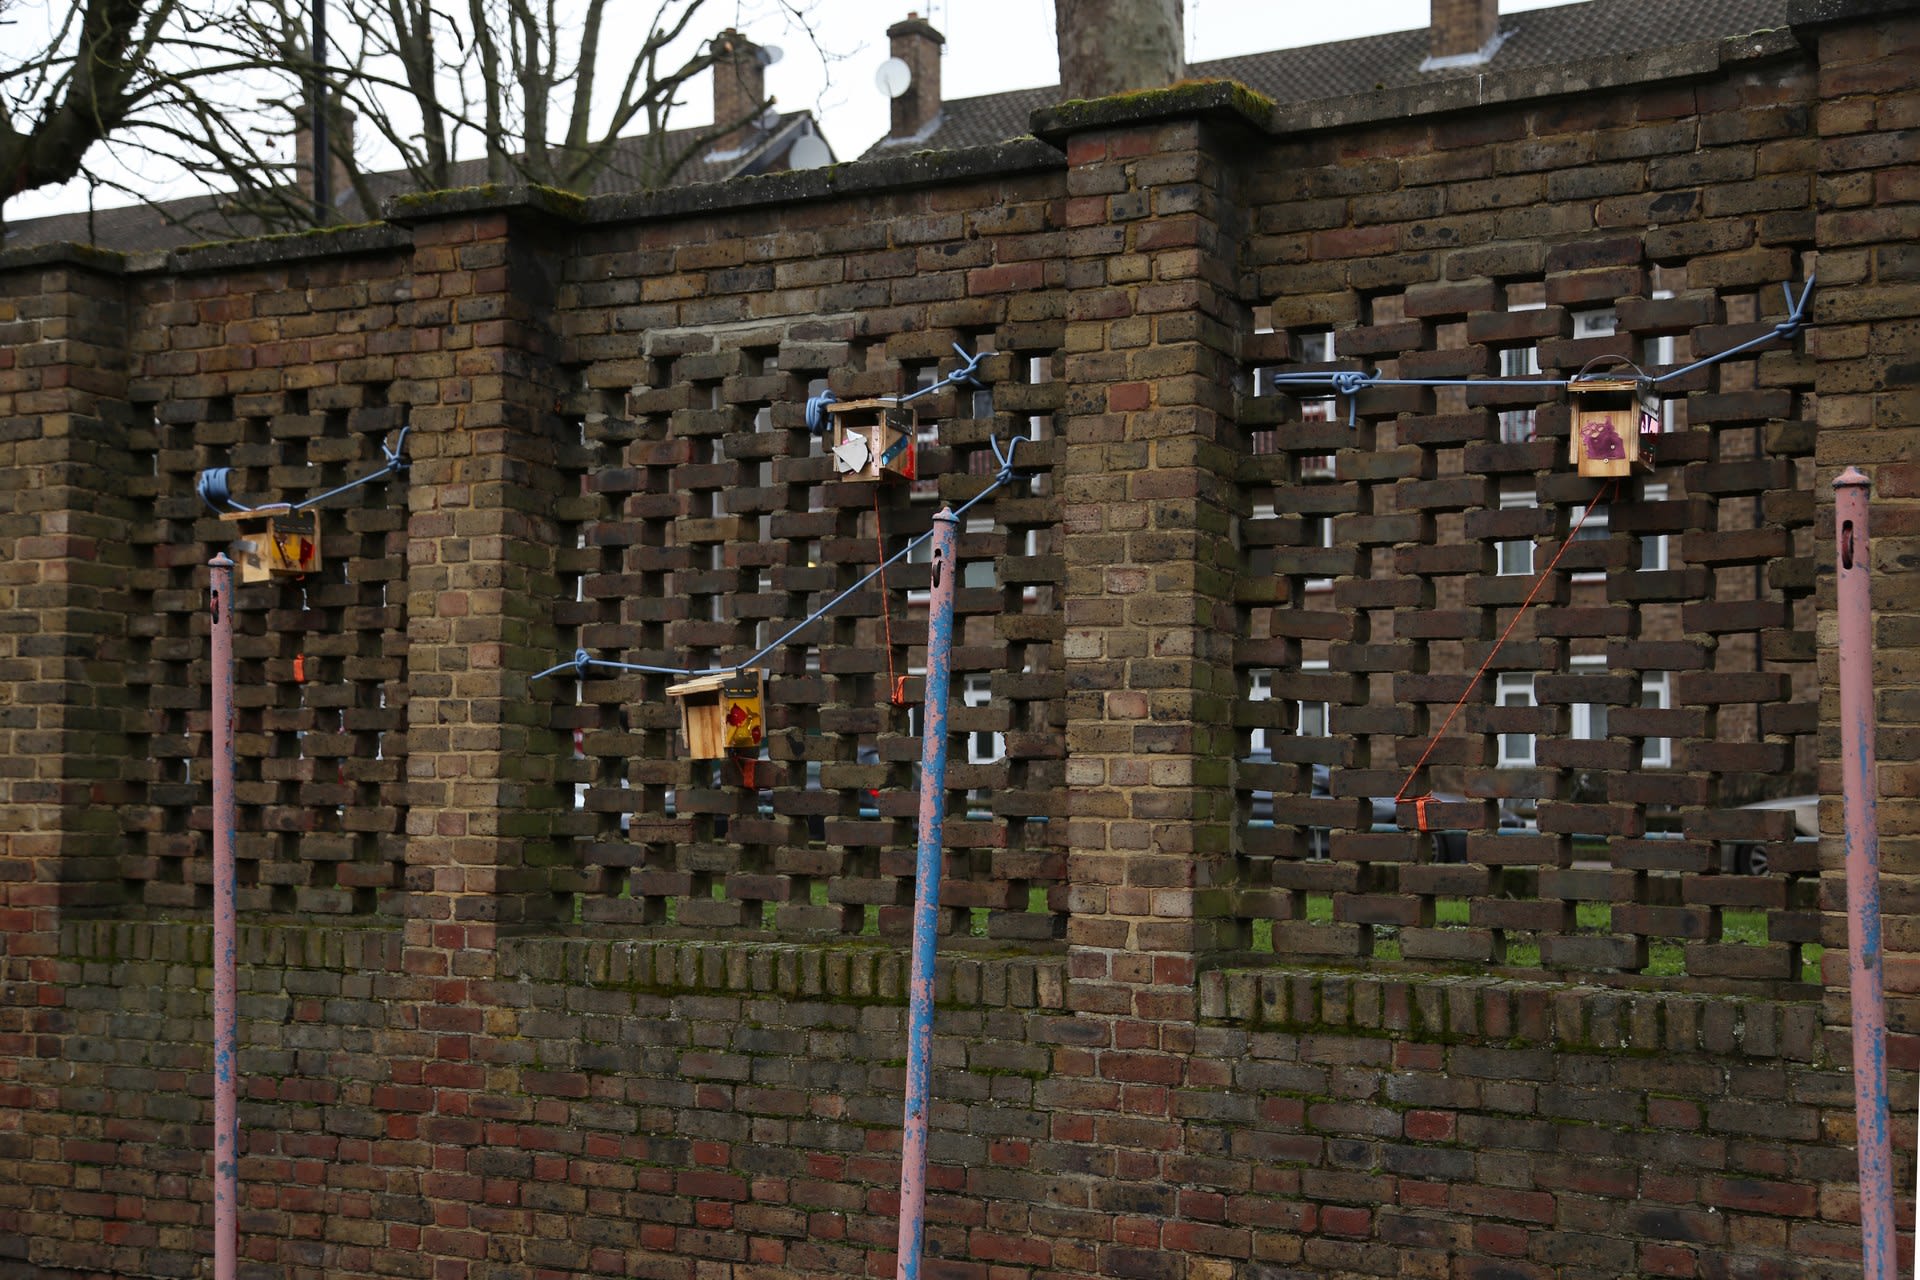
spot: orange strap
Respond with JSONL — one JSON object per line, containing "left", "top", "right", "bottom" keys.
{"left": 1394, "top": 480, "right": 1615, "bottom": 812}
{"left": 874, "top": 491, "right": 907, "bottom": 706}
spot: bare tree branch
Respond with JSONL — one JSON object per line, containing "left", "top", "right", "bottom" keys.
{"left": 3, "top": 0, "right": 828, "bottom": 239}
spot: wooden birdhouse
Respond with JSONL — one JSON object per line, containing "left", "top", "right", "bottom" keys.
{"left": 826, "top": 399, "right": 916, "bottom": 482}
{"left": 665, "top": 669, "right": 765, "bottom": 760}
{"left": 1568, "top": 377, "right": 1661, "bottom": 478}
{"left": 220, "top": 505, "right": 320, "bottom": 583}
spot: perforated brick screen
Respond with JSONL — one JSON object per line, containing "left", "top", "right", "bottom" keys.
{"left": 548, "top": 292, "right": 1070, "bottom": 942}
{"left": 1233, "top": 247, "right": 1819, "bottom": 981}
{"left": 123, "top": 303, "right": 409, "bottom": 916}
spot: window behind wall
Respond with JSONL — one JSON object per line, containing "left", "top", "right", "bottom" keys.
{"left": 1299, "top": 659, "right": 1329, "bottom": 739}
{"left": 1569, "top": 661, "right": 1671, "bottom": 768}
{"left": 1499, "top": 486, "right": 1536, "bottom": 577}
{"left": 1499, "top": 299, "right": 1545, "bottom": 443}
{"left": 1638, "top": 672, "right": 1672, "bottom": 768}
{"left": 1497, "top": 673, "right": 1536, "bottom": 767}
{"left": 963, "top": 672, "right": 1003, "bottom": 765}
{"left": 1294, "top": 331, "right": 1336, "bottom": 475}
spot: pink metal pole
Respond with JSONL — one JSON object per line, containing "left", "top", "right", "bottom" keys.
{"left": 1834, "top": 468, "right": 1892, "bottom": 1280}
{"left": 895, "top": 508, "right": 958, "bottom": 1280}
{"left": 209, "top": 554, "right": 238, "bottom": 1280}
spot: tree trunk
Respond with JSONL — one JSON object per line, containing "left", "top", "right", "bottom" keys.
{"left": 1055, "top": 0, "right": 1184, "bottom": 101}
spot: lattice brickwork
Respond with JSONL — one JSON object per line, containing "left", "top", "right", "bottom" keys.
{"left": 123, "top": 381, "right": 408, "bottom": 915}
{"left": 1234, "top": 243, "right": 1818, "bottom": 984}
{"left": 551, "top": 315, "right": 1068, "bottom": 943}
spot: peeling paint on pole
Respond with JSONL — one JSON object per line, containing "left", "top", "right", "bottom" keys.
{"left": 210, "top": 554, "right": 238, "bottom": 1280}
{"left": 895, "top": 508, "right": 957, "bottom": 1280}
{"left": 1834, "top": 468, "right": 1891, "bottom": 1280}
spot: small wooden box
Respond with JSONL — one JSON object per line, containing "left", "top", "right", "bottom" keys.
{"left": 220, "top": 505, "right": 320, "bottom": 583}
{"left": 826, "top": 400, "right": 916, "bottom": 482}
{"left": 665, "top": 670, "right": 765, "bottom": 759}
{"left": 1568, "top": 377, "right": 1661, "bottom": 478}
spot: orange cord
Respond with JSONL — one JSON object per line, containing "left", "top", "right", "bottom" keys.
{"left": 1394, "top": 480, "right": 1616, "bottom": 817}
{"left": 874, "top": 490, "right": 907, "bottom": 706}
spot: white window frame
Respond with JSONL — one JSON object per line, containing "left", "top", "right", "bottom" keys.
{"left": 1496, "top": 673, "right": 1537, "bottom": 768}
{"left": 1247, "top": 668, "right": 1272, "bottom": 758}
{"left": 1566, "top": 660, "right": 1671, "bottom": 768}
{"left": 1306, "top": 514, "right": 1335, "bottom": 594}
{"left": 1639, "top": 671, "right": 1672, "bottom": 769}
{"left": 963, "top": 672, "right": 1003, "bottom": 765}
{"left": 962, "top": 515, "right": 998, "bottom": 591}
{"left": 1645, "top": 289, "right": 1679, "bottom": 432}
{"left": 1498, "top": 486, "right": 1536, "bottom": 577}
{"left": 1499, "top": 299, "right": 1544, "bottom": 444}
{"left": 1573, "top": 307, "right": 1617, "bottom": 339}
{"left": 1569, "top": 654, "right": 1607, "bottom": 741}
{"left": 1639, "top": 482, "right": 1670, "bottom": 572}
{"left": 1293, "top": 331, "right": 1338, "bottom": 457}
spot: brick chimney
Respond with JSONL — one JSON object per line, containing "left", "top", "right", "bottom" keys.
{"left": 1428, "top": 0, "right": 1500, "bottom": 64}
{"left": 886, "top": 13, "right": 944, "bottom": 143}
{"left": 710, "top": 28, "right": 767, "bottom": 154}
{"left": 294, "top": 109, "right": 354, "bottom": 208}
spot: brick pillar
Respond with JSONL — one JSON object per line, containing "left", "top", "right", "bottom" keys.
{"left": 1037, "top": 89, "right": 1258, "bottom": 1024}
{"left": 1803, "top": 4, "right": 1920, "bottom": 1048}
{"left": 0, "top": 248, "right": 136, "bottom": 976}
{"left": 387, "top": 195, "right": 579, "bottom": 968}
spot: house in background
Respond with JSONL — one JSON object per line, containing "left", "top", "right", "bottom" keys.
{"left": 0, "top": 26, "right": 832, "bottom": 256}
{"left": 862, "top": 0, "right": 1789, "bottom": 156}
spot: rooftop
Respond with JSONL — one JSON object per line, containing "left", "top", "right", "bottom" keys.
{"left": 861, "top": 0, "right": 1791, "bottom": 157}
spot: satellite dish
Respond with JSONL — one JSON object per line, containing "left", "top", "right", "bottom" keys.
{"left": 760, "top": 105, "right": 782, "bottom": 130}
{"left": 787, "top": 134, "right": 832, "bottom": 170}
{"left": 756, "top": 43, "right": 783, "bottom": 67}
{"left": 875, "top": 57, "right": 912, "bottom": 99}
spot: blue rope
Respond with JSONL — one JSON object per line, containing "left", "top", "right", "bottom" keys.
{"left": 897, "top": 343, "right": 987, "bottom": 405}
{"left": 804, "top": 342, "right": 988, "bottom": 433}
{"left": 532, "top": 429, "right": 1034, "bottom": 683}
{"left": 1262, "top": 275, "right": 1815, "bottom": 424}
{"left": 292, "top": 425, "right": 411, "bottom": 511}
{"left": 196, "top": 425, "right": 411, "bottom": 515}
{"left": 1649, "top": 274, "right": 1815, "bottom": 385}
{"left": 804, "top": 390, "right": 839, "bottom": 433}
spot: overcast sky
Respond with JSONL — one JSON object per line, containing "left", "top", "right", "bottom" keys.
{"left": 7, "top": 0, "right": 1582, "bottom": 223}
{"left": 791, "top": 0, "right": 1579, "bottom": 162}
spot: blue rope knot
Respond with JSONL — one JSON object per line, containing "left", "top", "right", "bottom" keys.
{"left": 989, "top": 431, "right": 1028, "bottom": 483}
{"left": 383, "top": 425, "right": 412, "bottom": 474}
{"left": 1330, "top": 370, "right": 1374, "bottom": 397}
{"left": 805, "top": 390, "right": 839, "bottom": 434}
{"left": 1772, "top": 273, "right": 1817, "bottom": 340}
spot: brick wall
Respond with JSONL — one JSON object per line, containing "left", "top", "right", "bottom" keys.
{"left": 2, "top": 3, "right": 1918, "bottom": 1277}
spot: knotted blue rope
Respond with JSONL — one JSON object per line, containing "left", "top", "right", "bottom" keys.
{"left": 196, "top": 425, "right": 411, "bottom": 515}
{"left": 534, "top": 425, "right": 1035, "bottom": 684}
{"left": 805, "top": 342, "right": 989, "bottom": 433}
{"left": 1259, "top": 275, "right": 1816, "bottom": 420}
